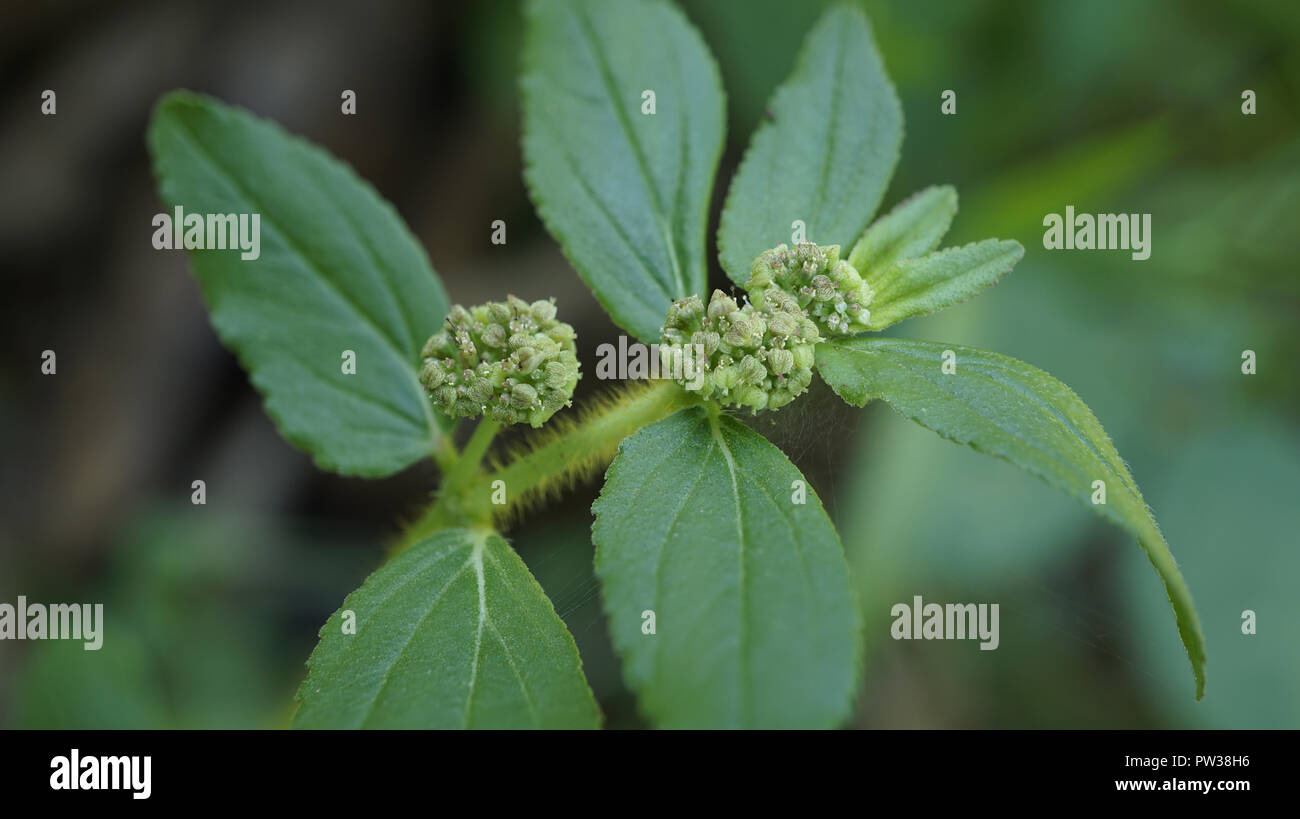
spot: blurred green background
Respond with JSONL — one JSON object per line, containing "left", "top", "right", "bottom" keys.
{"left": 1, "top": 0, "right": 1296, "bottom": 728}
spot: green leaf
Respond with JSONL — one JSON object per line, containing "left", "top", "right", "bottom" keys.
{"left": 866, "top": 239, "right": 1024, "bottom": 330}
{"left": 521, "top": 0, "right": 725, "bottom": 342}
{"left": 847, "top": 185, "right": 957, "bottom": 279}
{"left": 294, "top": 529, "right": 601, "bottom": 729}
{"left": 147, "top": 92, "right": 450, "bottom": 477}
{"left": 717, "top": 4, "right": 902, "bottom": 284}
{"left": 816, "top": 337, "right": 1207, "bottom": 698}
{"left": 592, "top": 407, "right": 860, "bottom": 728}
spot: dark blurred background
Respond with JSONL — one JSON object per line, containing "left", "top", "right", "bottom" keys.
{"left": 1, "top": 0, "right": 1296, "bottom": 728}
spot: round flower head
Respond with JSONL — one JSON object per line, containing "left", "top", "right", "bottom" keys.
{"left": 661, "top": 288, "right": 821, "bottom": 413}
{"left": 745, "top": 242, "right": 874, "bottom": 336}
{"left": 419, "top": 295, "right": 580, "bottom": 427}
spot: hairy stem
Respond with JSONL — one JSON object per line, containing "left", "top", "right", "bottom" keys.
{"left": 394, "top": 380, "right": 698, "bottom": 553}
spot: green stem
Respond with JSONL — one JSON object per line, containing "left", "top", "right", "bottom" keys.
{"left": 432, "top": 433, "right": 459, "bottom": 473}
{"left": 394, "top": 381, "right": 698, "bottom": 554}
{"left": 488, "top": 381, "right": 695, "bottom": 511}
{"left": 443, "top": 418, "right": 501, "bottom": 492}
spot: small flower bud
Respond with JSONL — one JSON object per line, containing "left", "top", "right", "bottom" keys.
{"left": 738, "top": 355, "right": 766, "bottom": 385}
{"left": 707, "top": 290, "right": 739, "bottom": 320}
{"left": 745, "top": 241, "right": 875, "bottom": 336}
{"left": 480, "top": 323, "right": 506, "bottom": 348}
{"left": 510, "top": 382, "right": 538, "bottom": 409}
{"left": 737, "top": 385, "right": 769, "bottom": 410}
{"left": 420, "top": 295, "right": 580, "bottom": 426}
{"left": 792, "top": 344, "right": 815, "bottom": 371}
{"left": 658, "top": 283, "right": 820, "bottom": 413}
{"left": 420, "top": 359, "right": 446, "bottom": 387}
{"left": 531, "top": 298, "right": 558, "bottom": 323}
{"left": 767, "top": 311, "right": 797, "bottom": 336}
{"left": 767, "top": 348, "right": 795, "bottom": 375}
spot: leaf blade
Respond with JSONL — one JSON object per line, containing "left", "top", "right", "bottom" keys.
{"left": 147, "top": 91, "right": 449, "bottom": 477}
{"left": 816, "top": 337, "right": 1207, "bottom": 698}
{"left": 593, "top": 408, "right": 860, "bottom": 728}
{"left": 847, "top": 184, "right": 958, "bottom": 279}
{"left": 294, "top": 529, "right": 601, "bottom": 729}
{"left": 521, "top": 0, "right": 725, "bottom": 342}
{"left": 717, "top": 4, "right": 902, "bottom": 284}
{"left": 867, "top": 239, "right": 1024, "bottom": 330}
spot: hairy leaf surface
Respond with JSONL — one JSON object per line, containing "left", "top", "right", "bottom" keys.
{"left": 593, "top": 408, "right": 860, "bottom": 728}
{"left": 295, "top": 529, "right": 600, "bottom": 729}
{"left": 522, "top": 0, "right": 725, "bottom": 341}
{"left": 148, "top": 92, "right": 449, "bottom": 477}
{"left": 867, "top": 239, "right": 1024, "bottom": 330}
{"left": 718, "top": 4, "right": 902, "bottom": 284}
{"left": 816, "top": 337, "right": 1207, "bottom": 698}
{"left": 848, "top": 185, "right": 957, "bottom": 280}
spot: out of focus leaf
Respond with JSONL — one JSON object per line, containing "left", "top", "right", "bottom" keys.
{"left": 817, "top": 337, "right": 1207, "bottom": 698}
{"left": 147, "top": 92, "right": 450, "bottom": 477}
{"left": 521, "top": 0, "right": 725, "bottom": 342}
{"left": 717, "top": 4, "right": 902, "bottom": 283}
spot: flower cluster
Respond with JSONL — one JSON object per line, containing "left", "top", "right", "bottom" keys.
{"left": 661, "top": 288, "right": 821, "bottom": 412}
{"left": 419, "top": 296, "right": 580, "bottom": 427}
{"left": 745, "top": 242, "right": 873, "bottom": 336}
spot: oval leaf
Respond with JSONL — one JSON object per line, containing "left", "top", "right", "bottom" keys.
{"left": 593, "top": 408, "right": 860, "bottom": 728}
{"left": 294, "top": 528, "right": 600, "bottom": 728}
{"left": 717, "top": 4, "right": 902, "bottom": 284}
{"left": 867, "top": 239, "right": 1024, "bottom": 330}
{"left": 816, "top": 337, "right": 1207, "bottom": 698}
{"left": 147, "top": 91, "right": 449, "bottom": 477}
{"left": 521, "top": 0, "right": 726, "bottom": 342}
{"left": 847, "top": 185, "right": 957, "bottom": 279}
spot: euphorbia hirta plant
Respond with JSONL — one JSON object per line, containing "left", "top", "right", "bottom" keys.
{"left": 147, "top": 0, "right": 1204, "bottom": 728}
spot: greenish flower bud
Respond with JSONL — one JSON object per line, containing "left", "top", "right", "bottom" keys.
{"left": 738, "top": 355, "right": 766, "bottom": 385}
{"left": 420, "top": 295, "right": 580, "bottom": 426}
{"left": 695, "top": 330, "right": 720, "bottom": 357}
{"left": 745, "top": 241, "right": 875, "bottom": 336}
{"left": 708, "top": 292, "right": 738, "bottom": 320}
{"left": 737, "top": 385, "right": 769, "bottom": 410}
{"left": 767, "top": 348, "right": 795, "bottom": 376}
{"left": 659, "top": 288, "right": 821, "bottom": 413}
{"left": 767, "top": 310, "right": 797, "bottom": 337}
{"left": 487, "top": 302, "right": 512, "bottom": 324}
{"left": 510, "top": 382, "right": 538, "bottom": 410}
{"left": 419, "top": 359, "right": 446, "bottom": 388}
{"left": 514, "top": 347, "right": 540, "bottom": 374}
{"left": 543, "top": 360, "right": 569, "bottom": 390}
{"left": 531, "top": 298, "right": 557, "bottom": 323}
{"left": 712, "top": 361, "right": 739, "bottom": 392}
{"left": 465, "top": 377, "right": 494, "bottom": 406}
{"left": 792, "top": 344, "right": 815, "bottom": 371}
{"left": 811, "top": 274, "right": 836, "bottom": 302}
{"left": 723, "top": 317, "right": 756, "bottom": 348}
{"left": 480, "top": 323, "right": 507, "bottom": 348}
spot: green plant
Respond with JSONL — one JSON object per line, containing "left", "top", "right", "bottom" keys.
{"left": 146, "top": 0, "right": 1204, "bottom": 729}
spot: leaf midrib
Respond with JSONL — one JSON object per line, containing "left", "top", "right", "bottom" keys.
{"left": 825, "top": 340, "right": 1136, "bottom": 500}
{"left": 708, "top": 413, "right": 749, "bottom": 726}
